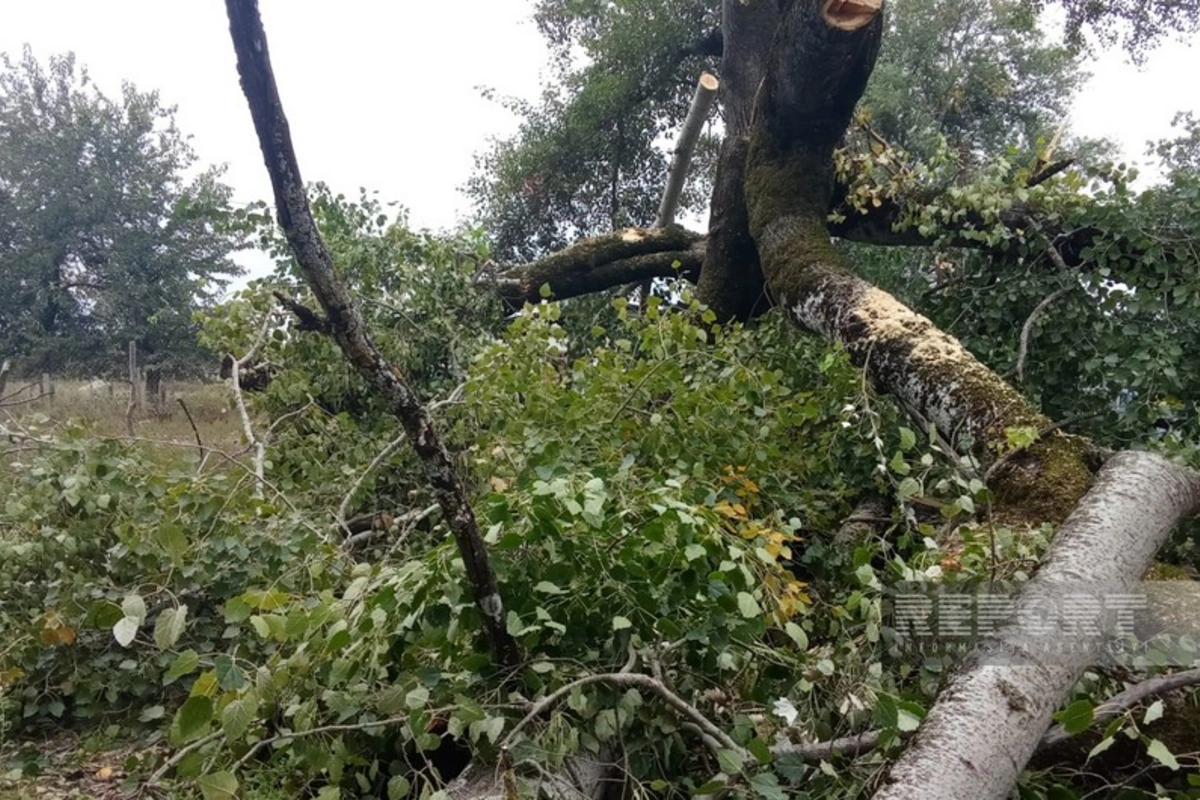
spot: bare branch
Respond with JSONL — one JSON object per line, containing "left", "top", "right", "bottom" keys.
{"left": 224, "top": 0, "right": 520, "bottom": 668}
{"left": 176, "top": 398, "right": 206, "bottom": 467}
{"left": 1013, "top": 285, "right": 1074, "bottom": 383}
{"left": 226, "top": 309, "right": 275, "bottom": 497}
{"left": 1039, "top": 668, "right": 1200, "bottom": 749}
{"left": 336, "top": 431, "right": 406, "bottom": 535}
{"left": 501, "top": 671, "right": 745, "bottom": 759}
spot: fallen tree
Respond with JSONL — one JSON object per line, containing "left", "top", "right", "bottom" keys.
{"left": 219, "top": 0, "right": 1200, "bottom": 797}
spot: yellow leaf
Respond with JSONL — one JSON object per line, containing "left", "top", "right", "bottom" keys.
{"left": 39, "top": 609, "right": 77, "bottom": 646}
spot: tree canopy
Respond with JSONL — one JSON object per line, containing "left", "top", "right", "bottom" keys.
{"left": 0, "top": 47, "right": 244, "bottom": 377}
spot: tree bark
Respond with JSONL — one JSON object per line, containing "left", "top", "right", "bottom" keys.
{"left": 876, "top": 451, "right": 1200, "bottom": 800}
{"left": 694, "top": 0, "right": 781, "bottom": 321}
{"left": 740, "top": 0, "right": 1095, "bottom": 522}
{"left": 224, "top": 0, "right": 520, "bottom": 669}
{"left": 491, "top": 227, "right": 703, "bottom": 309}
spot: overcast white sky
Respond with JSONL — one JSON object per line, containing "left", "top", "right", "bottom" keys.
{"left": 2, "top": 1, "right": 1197, "bottom": 278}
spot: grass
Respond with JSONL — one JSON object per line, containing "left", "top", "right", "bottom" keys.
{"left": 2, "top": 378, "right": 246, "bottom": 459}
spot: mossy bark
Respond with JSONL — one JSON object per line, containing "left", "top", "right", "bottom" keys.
{"left": 741, "top": 0, "right": 1092, "bottom": 521}
{"left": 494, "top": 226, "right": 703, "bottom": 309}
{"left": 694, "top": 0, "right": 781, "bottom": 320}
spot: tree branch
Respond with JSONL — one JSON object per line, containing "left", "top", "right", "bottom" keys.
{"left": 224, "top": 0, "right": 520, "bottom": 668}
{"left": 876, "top": 452, "right": 1200, "bottom": 800}
{"left": 1039, "top": 668, "right": 1200, "bottom": 750}
{"left": 492, "top": 228, "right": 704, "bottom": 309}
{"left": 656, "top": 73, "right": 719, "bottom": 228}
{"left": 1012, "top": 285, "right": 1074, "bottom": 383}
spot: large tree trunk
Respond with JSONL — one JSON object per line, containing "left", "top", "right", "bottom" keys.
{"left": 876, "top": 451, "right": 1200, "bottom": 800}
{"left": 694, "top": 0, "right": 780, "bottom": 320}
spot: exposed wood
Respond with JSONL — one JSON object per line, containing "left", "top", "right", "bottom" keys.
{"left": 224, "top": 0, "right": 520, "bottom": 668}
{"left": 876, "top": 452, "right": 1200, "bottom": 800}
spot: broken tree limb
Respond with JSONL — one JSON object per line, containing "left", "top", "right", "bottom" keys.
{"left": 492, "top": 227, "right": 704, "bottom": 309}
{"left": 224, "top": 0, "right": 520, "bottom": 669}
{"left": 875, "top": 451, "right": 1200, "bottom": 800}
{"left": 655, "top": 72, "right": 719, "bottom": 228}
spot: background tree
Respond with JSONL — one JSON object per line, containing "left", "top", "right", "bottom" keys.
{"left": 0, "top": 47, "right": 244, "bottom": 377}
{"left": 466, "top": 0, "right": 721, "bottom": 262}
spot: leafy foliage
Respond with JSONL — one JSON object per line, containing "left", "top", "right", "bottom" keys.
{"left": 0, "top": 47, "right": 244, "bottom": 377}
{"left": 467, "top": 0, "right": 720, "bottom": 262}
{"left": 863, "top": 0, "right": 1084, "bottom": 163}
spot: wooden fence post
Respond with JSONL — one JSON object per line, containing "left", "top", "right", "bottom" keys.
{"left": 128, "top": 341, "right": 142, "bottom": 413}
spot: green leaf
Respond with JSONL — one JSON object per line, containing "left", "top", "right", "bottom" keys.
{"left": 534, "top": 581, "right": 566, "bottom": 595}
{"left": 1086, "top": 736, "right": 1115, "bottom": 760}
{"left": 784, "top": 622, "right": 808, "bottom": 649}
{"left": 748, "top": 772, "right": 787, "bottom": 800}
{"left": 196, "top": 771, "right": 238, "bottom": 800}
{"left": 112, "top": 616, "right": 139, "bottom": 648}
{"left": 898, "top": 426, "right": 917, "bottom": 451}
{"left": 897, "top": 477, "right": 920, "bottom": 500}
{"left": 694, "top": 778, "right": 728, "bottom": 795}
{"left": 387, "top": 776, "right": 412, "bottom": 800}
{"left": 469, "top": 716, "right": 505, "bottom": 745}
{"left": 221, "top": 694, "right": 258, "bottom": 741}
{"left": 896, "top": 708, "right": 921, "bottom": 733}
{"left": 316, "top": 787, "right": 342, "bottom": 800}
{"left": 1145, "top": 738, "right": 1180, "bottom": 770}
{"left": 121, "top": 593, "right": 147, "bottom": 624}
{"left": 214, "top": 656, "right": 247, "bottom": 692}
{"left": 138, "top": 705, "right": 166, "bottom": 722}
{"left": 173, "top": 696, "right": 214, "bottom": 745}
{"left": 153, "top": 606, "right": 188, "bottom": 650}
{"left": 1143, "top": 699, "right": 1164, "bottom": 725}
{"left": 405, "top": 686, "right": 430, "bottom": 709}
{"left": 612, "top": 616, "right": 632, "bottom": 631}
{"left": 747, "top": 737, "right": 773, "bottom": 765}
{"left": 736, "top": 592, "right": 761, "bottom": 619}
{"left": 165, "top": 649, "right": 201, "bottom": 684}
{"left": 716, "top": 748, "right": 743, "bottom": 775}
{"left": 539, "top": 282, "right": 553, "bottom": 298}
{"left": 1053, "top": 699, "right": 1094, "bottom": 735}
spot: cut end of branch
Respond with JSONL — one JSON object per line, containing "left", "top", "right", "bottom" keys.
{"left": 823, "top": 0, "right": 883, "bottom": 30}
{"left": 698, "top": 72, "right": 720, "bottom": 92}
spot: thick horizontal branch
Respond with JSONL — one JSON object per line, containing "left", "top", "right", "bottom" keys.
{"left": 492, "top": 227, "right": 704, "bottom": 308}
